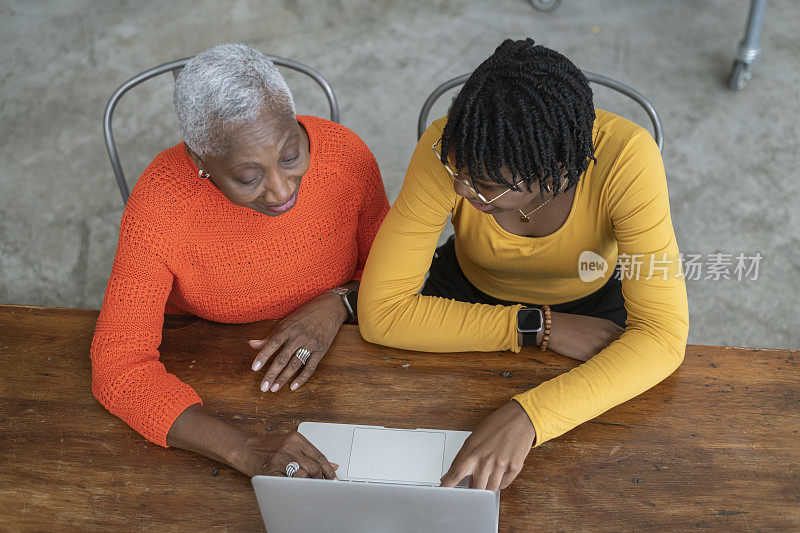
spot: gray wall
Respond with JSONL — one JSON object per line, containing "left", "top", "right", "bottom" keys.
{"left": 1, "top": 0, "right": 798, "bottom": 348}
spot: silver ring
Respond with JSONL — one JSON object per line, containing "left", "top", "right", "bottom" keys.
{"left": 285, "top": 461, "right": 300, "bottom": 477}
{"left": 294, "top": 348, "right": 312, "bottom": 365}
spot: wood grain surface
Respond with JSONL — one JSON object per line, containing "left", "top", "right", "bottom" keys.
{"left": 1, "top": 304, "right": 798, "bottom": 531}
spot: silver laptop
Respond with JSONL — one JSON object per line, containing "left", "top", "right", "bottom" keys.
{"left": 252, "top": 422, "right": 500, "bottom": 533}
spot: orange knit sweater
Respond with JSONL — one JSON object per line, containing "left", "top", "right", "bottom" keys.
{"left": 91, "top": 116, "right": 389, "bottom": 446}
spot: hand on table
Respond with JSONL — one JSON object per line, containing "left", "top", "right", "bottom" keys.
{"left": 249, "top": 290, "right": 348, "bottom": 392}
{"left": 440, "top": 400, "right": 535, "bottom": 492}
{"left": 230, "top": 429, "right": 339, "bottom": 479}
{"left": 546, "top": 312, "right": 624, "bottom": 361}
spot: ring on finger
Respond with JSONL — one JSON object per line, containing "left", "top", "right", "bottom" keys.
{"left": 293, "top": 348, "right": 312, "bottom": 365}
{"left": 285, "top": 461, "right": 300, "bottom": 477}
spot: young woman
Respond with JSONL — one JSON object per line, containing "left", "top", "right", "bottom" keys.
{"left": 358, "top": 38, "right": 688, "bottom": 491}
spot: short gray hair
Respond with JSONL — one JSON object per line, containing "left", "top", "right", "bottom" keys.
{"left": 174, "top": 43, "right": 295, "bottom": 157}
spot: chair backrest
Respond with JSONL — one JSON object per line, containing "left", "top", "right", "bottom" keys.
{"left": 104, "top": 55, "right": 340, "bottom": 204}
{"left": 417, "top": 71, "right": 664, "bottom": 152}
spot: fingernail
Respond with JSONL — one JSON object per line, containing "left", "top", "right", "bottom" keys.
{"left": 249, "top": 339, "right": 261, "bottom": 346}
{"left": 290, "top": 383, "right": 298, "bottom": 391}
{"left": 270, "top": 383, "right": 280, "bottom": 392}
{"left": 252, "top": 360, "right": 263, "bottom": 371}
{"left": 260, "top": 381, "right": 269, "bottom": 392}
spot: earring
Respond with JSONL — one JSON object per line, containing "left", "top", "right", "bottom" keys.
{"left": 545, "top": 182, "right": 553, "bottom": 193}
{"left": 198, "top": 169, "right": 210, "bottom": 179}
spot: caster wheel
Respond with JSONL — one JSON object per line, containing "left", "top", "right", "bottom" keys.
{"left": 529, "top": 0, "right": 561, "bottom": 12}
{"left": 728, "top": 60, "right": 752, "bottom": 91}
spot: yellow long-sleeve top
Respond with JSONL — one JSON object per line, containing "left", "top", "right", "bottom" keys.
{"left": 359, "top": 110, "right": 689, "bottom": 446}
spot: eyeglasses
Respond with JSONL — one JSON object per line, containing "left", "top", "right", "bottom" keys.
{"left": 431, "top": 140, "right": 518, "bottom": 205}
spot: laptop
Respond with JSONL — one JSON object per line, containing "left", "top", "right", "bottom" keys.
{"left": 252, "top": 422, "right": 500, "bottom": 533}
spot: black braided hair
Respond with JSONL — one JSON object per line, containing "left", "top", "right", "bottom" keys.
{"left": 440, "top": 38, "right": 596, "bottom": 197}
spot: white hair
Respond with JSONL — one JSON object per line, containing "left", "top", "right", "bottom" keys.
{"left": 174, "top": 43, "right": 296, "bottom": 157}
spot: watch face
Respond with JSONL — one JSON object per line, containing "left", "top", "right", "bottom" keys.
{"left": 517, "top": 308, "right": 542, "bottom": 333}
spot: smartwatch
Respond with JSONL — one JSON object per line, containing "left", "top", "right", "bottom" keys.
{"left": 516, "top": 307, "right": 543, "bottom": 346}
{"left": 329, "top": 287, "right": 357, "bottom": 323}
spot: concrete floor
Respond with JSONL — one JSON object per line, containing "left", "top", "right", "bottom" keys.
{"left": 0, "top": 0, "right": 798, "bottom": 348}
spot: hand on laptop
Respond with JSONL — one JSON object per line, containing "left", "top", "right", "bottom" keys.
{"left": 167, "top": 404, "right": 339, "bottom": 479}
{"left": 439, "top": 400, "right": 535, "bottom": 491}
{"left": 231, "top": 430, "right": 339, "bottom": 479}
{"left": 249, "top": 289, "right": 349, "bottom": 393}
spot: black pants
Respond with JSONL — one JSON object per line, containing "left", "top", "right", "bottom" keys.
{"left": 420, "top": 236, "right": 627, "bottom": 328}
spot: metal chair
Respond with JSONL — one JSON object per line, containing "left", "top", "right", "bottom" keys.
{"left": 527, "top": 0, "right": 769, "bottom": 92}
{"left": 417, "top": 71, "right": 664, "bottom": 152}
{"left": 529, "top": 0, "right": 561, "bottom": 11}
{"left": 104, "top": 56, "right": 340, "bottom": 204}
{"left": 728, "top": 0, "right": 768, "bottom": 91}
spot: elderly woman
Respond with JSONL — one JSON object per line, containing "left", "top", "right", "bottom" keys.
{"left": 359, "top": 39, "right": 689, "bottom": 491}
{"left": 91, "top": 44, "right": 389, "bottom": 479}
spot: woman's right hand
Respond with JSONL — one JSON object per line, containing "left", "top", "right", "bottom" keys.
{"left": 166, "top": 404, "right": 337, "bottom": 479}
{"left": 545, "top": 312, "right": 625, "bottom": 361}
{"left": 230, "top": 430, "right": 339, "bottom": 479}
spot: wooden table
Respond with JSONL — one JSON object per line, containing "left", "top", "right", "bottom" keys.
{"left": 1, "top": 304, "right": 798, "bottom": 531}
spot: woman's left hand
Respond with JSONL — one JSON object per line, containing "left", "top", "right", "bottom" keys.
{"left": 249, "top": 290, "right": 348, "bottom": 393}
{"left": 440, "top": 400, "right": 536, "bottom": 491}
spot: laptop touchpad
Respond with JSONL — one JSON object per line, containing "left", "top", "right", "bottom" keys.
{"left": 346, "top": 428, "right": 446, "bottom": 484}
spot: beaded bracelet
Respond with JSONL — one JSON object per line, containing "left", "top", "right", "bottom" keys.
{"left": 539, "top": 305, "right": 552, "bottom": 352}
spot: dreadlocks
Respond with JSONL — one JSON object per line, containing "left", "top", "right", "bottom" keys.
{"left": 440, "top": 38, "right": 596, "bottom": 197}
